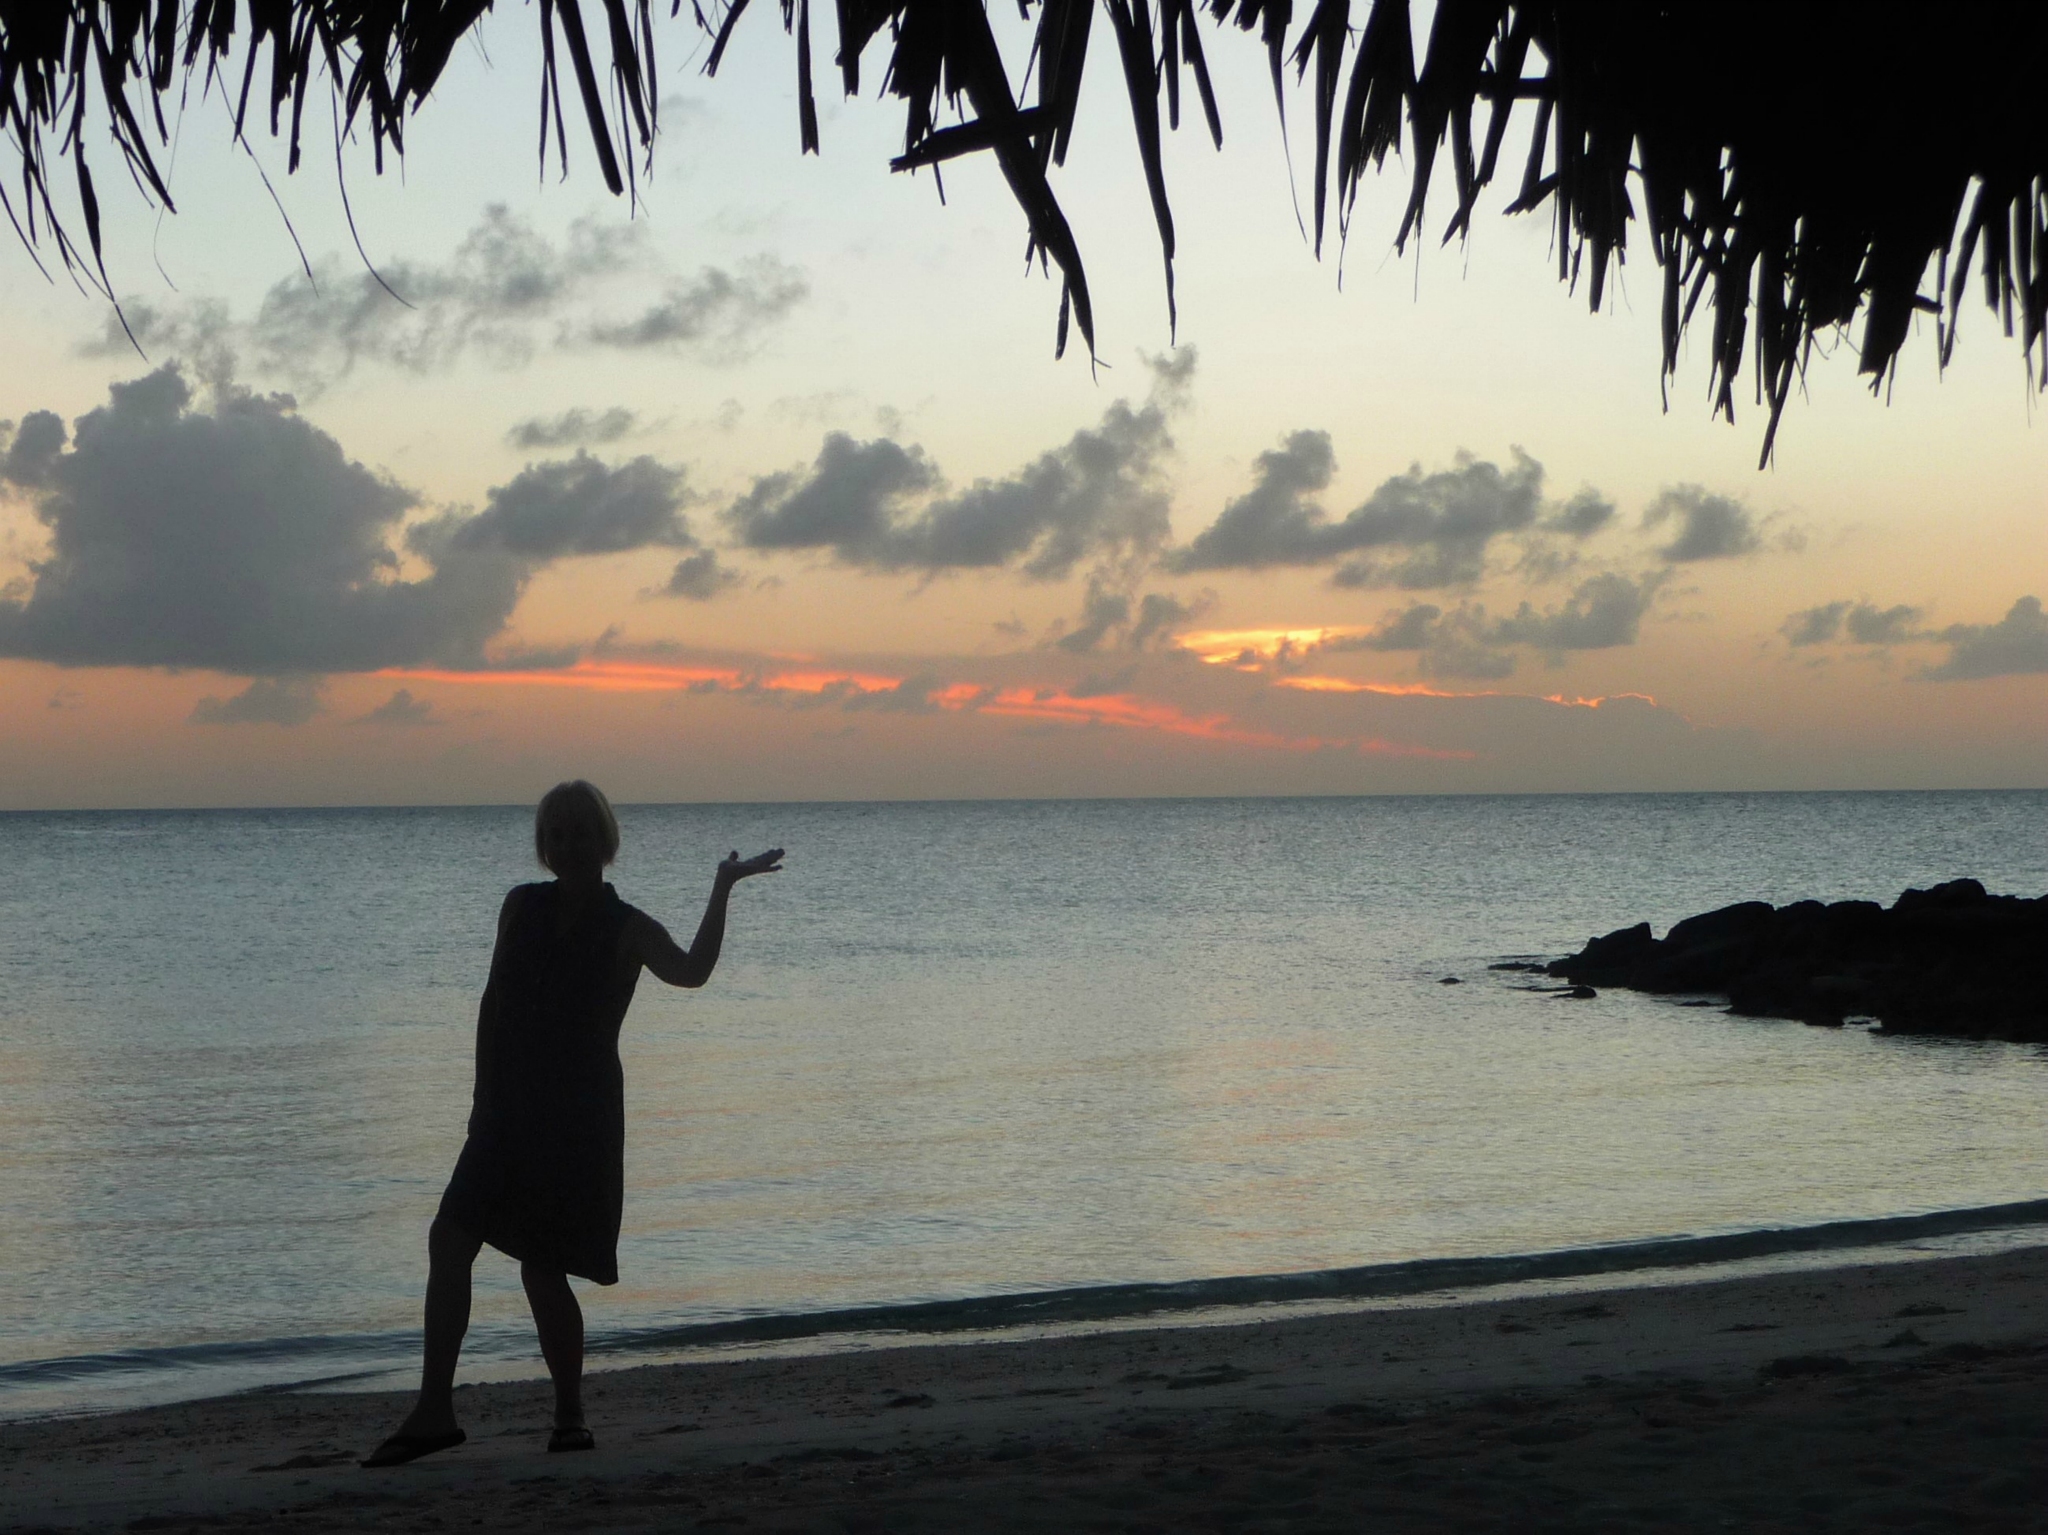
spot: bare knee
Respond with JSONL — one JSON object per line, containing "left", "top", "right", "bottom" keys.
{"left": 428, "top": 1215, "right": 482, "bottom": 1269}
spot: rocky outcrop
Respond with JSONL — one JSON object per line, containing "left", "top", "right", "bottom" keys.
{"left": 1544, "top": 880, "right": 2048, "bottom": 1042}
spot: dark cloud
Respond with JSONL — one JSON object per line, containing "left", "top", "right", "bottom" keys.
{"left": 0, "top": 367, "right": 707, "bottom": 678}
{"left": 1330, "top": 605, "right": 1513, "bottom": 678}
{"left": 1782, "top": 600, "right": 1850, "bottom": 646}
{"left": 507, "top": 408, "right": 640, "bottom": 450}
{"left": 1546, "top": 489, "right": 1617, "bottom": 538}
{"left": 447, "top": 453, "right": 693, "bottom": 560}
{"left": 1053, "top": 582, "right": 1212, "bottom": 654}
{"left": 1067, "top": 665, "right": 1139, "bottom": 697}
{"left": 1489, "top": 573, "right": 1659, "bottom": 652}
{"left": 1783, "top": 599, "right": 1925, "bottom": 647}
{"left": 663, "top": 549, "right": 742, "bottom": 601}
{"left": 1144, "top": 347, "right": 1199, "bottom": 401}
{"left": 1644, "top": 485, "right": 1761, "bottom": 562}
{"left": 842, "top": 673, "right": 949, "bottom": 713}
{"left": 354, "top": 688, "right": 439, "bottom": 727}
{"left": 580, "top": 261, "right": 807, "bottom": 355}
{"left": 728, "top": 398, "right": 1173, "bottom": 580}
{"left": 1314, "top": 574, "right": 1655, "bottom": 677}
{"left": 1170, "top": 444, "right": 1547, "bottom": 589}
{"left": 1922, "top": 596, "right": 2048, "bottom": 680}
{"left": 1164, "top": 430, "right": 1335, "bottom": 571}
{"left": 244, "top": 208, "right": 637, "bottom": 383}
{"left": 3, "top": 410, "right": 66, "bottom": 487}
{"left": 1420, "top": 632, "right": 1518, "bottom": 680}
{"left": 1129, "top": 590, "right": 1211, "bottom": 651}
{"left": 728, "top": 435, "right": 939, "bottom": 556}
{"left": 1845, "top": 602, "right": 1922, "bottom": 645}
{"left": 190, "top": 677, "right": 324, "bottom": 726}
{"left": 85, "top": 209, "right": 804, "bottom": 392}
{"left": 1055, "top": 582, "right": 1132, "bottom": 654}
{"left": 1323, "top": 603, "right": 1445, "bottom": 652}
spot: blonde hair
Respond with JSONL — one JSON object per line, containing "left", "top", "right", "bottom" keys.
{"left": 534, "top": 780, "right": 621, "bottom": 870}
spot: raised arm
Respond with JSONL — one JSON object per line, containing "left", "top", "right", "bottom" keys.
{"left": 628, "top": 848, "right": 783, "bottom": 989}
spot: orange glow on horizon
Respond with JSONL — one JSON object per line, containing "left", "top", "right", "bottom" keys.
{"left": 1178, "top": 627, "right": 1368, "bottom": 666}
{"left": 375, "top": 661, "right": 1470, "bottom": 759}
{"left": 379, "top": 659, "right": 905, "bottom": 698}
{"left": 380, "top": 660, "right": 744, "bottom": 693}
{"left": 977, "top": 686, "right": 1323, "bottom": 750}
{"left": 1276, "top": 676, "right": 1498, "bottom": 699}
{"left": 760, "top": 668, "right": 902, "bottom": 694}
{"left": 1540, "top": 690, "right": 1660, "bottom": 709}
{"left": 1279, "top": 675, "right": 1660, "bottom": 711}
{"left": 978, "top": 687, "right": 1470, "bottom": 759}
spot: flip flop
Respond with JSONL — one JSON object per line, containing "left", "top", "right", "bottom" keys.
{"left": 547, "top": 1424, "right": 596, "bottom": 1454}
{"left": 358, "top": 1428, "right": 466, "bottom": 1468}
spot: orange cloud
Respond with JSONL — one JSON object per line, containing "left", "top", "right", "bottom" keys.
{"left": 1276, "top": 675, "right": 1500, "bottom": 699}
{"left": 378, "top": 659, "right": 901, "bottom": 697}
{"left": 1277, "top": 675, "right": 1660, "bottom": 713}
{"left": 379, "top": 660, "right": 740, "bottom": 693}
{"left": 977, "top": 686, "right": 1324, "bottom": 750}
{"left": 378, "top": 659, "right": 1469, "bottom": 758}
{"left": 976, "top": 686, "right": 1469, "bottom": 758}
{"left": 1178, "top": 627, "right": 1368, "bottom": 667}
{"left": 1539, "top": 691, "right": 1661, "bottom": 709}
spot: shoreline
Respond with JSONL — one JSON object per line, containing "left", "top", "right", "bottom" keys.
{"left": 5, "top": 1240, "right": 2046, "bottom": 1532}
{"left": 9, "top": 1200, "right": 2047, "bottom": 1425}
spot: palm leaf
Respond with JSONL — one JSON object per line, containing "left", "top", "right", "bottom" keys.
{"left": 4, "top": 1, "right": 2044, "bottom": 461}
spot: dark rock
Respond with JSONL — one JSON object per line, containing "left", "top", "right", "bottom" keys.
{"left": 1892, "top": 878, "right": 1987, "bottom": 911}
{"left": 1439, "top": 976, "right": 1463, "bottom": 985}
{"left": 1548, "top": 921, "right": 1654, "bottom": 983}
{"left": 1664, "top": 901, "right": 1776, "bottom": 950}
{"left": 1563, "top": 985, "right": 1597, "bottom": 999}
{"left": 1545, "top": 883, "right": 2048, "bottom": 1044}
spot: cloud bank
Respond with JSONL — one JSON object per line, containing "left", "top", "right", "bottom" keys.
{"left": 87, "top": 208, "right": 806, "bottom": 393}
{"left": 1169, "top": 443, "right": 1557, "bottom": 589}
{"left": 1782, "top": 600, "right": 1924, "bottom": 647}
{"left": 727, "top": 395, "right": 1174, "bottom": 580}
{"left": 1924, "top": 596, "right": 2048, "bottom": 680}
{"left": 0, "top": 367, "right": 723, "bottom": 683}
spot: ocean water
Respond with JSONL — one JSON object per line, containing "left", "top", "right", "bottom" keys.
{"left": 1, "top": 791, "right": 2044, "bottom": 1418}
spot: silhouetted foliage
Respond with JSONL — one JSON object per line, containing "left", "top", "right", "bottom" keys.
{"left": 5, "top": 1, "right": 2043, "bottom": 458}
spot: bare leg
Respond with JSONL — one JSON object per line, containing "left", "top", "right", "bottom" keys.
{"left": 521, "top": 1263, "right": 585, "bottom": 1430}
{"left": 390, "top": 1216, "right": 482, "bottom": 1438}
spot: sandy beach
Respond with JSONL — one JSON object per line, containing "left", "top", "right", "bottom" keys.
{"left": 5, "top": 1240, "right": 2045, "bottom": 1532}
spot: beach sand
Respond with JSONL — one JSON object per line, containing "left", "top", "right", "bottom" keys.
{"left": 4, "top": 1243, "right": 2044, "bottom": 1533}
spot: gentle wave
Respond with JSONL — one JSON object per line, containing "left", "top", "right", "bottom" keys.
{"left": 8, "top": 1197, "right": 2043, "bottom": 1420}
{"left": 589, "top": 1196, "right": 2048, "bottom": 1351}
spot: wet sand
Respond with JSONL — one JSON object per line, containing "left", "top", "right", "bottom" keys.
{"left": 4, "top": 1243, "right": 2045, "bottom": 1533}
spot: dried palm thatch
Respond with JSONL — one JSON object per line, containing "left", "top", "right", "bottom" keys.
{"left": 4, "top": 1, "right": 2043, "bottom": 459}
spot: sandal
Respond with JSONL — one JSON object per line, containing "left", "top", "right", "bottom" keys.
{"left": 548, "top": 1423, "right": 596, "bottom": 1453}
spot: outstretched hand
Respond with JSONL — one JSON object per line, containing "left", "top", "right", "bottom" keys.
{"left": 718, "top": 847, "right": 785, "bottom": 884}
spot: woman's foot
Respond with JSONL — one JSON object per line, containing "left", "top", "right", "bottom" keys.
{"left": 547, "top": 1420, "right": 595, "bottom": 1453}
{"left": 360, "top": 1426, "right": 466, "bottom": 1468}
{"left": 360, "top": 1401, "right": 464, "bottom": 1468}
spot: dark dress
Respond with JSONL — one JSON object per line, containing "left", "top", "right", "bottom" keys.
{"left": 438, "top": 881, "right": 642, "bottom": 1285}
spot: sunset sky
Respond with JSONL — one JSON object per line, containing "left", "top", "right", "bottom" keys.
{"left": 2, "top": 12, "right": 2042, "bottom": 809}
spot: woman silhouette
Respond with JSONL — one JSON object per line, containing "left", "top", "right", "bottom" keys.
{"left": 364, "top": 781, "right": 782, "bottom": 1466}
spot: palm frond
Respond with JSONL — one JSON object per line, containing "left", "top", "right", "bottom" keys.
{"left": 5, "top": 1, "right": 2044, "bottom": 460}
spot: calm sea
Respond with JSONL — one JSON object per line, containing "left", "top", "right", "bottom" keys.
{"left": 2, "top": 792, "right": 2045, "bottom": 1418}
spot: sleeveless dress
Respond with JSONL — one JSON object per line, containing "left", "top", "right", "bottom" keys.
{"left": 438, "top": 881, "right": 642, "bottom": 1284}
